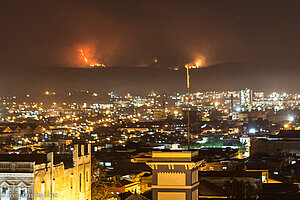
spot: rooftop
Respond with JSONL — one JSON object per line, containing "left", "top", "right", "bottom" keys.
{"left": 152, "top": 150, "right": 199, "bottom": 162}
{"left": 0, "top": 153, "right": 74, "bottom": 169}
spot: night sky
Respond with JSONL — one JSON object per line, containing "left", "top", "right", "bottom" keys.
{"left": 0, "top": 0, "right": 300, "bottom": 95}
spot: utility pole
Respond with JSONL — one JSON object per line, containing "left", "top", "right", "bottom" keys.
{"left": 186, "top": 65, "right": 190, "bottom": 150}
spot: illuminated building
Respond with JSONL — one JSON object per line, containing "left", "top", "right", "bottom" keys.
{"left": 153, "top": 109, "right": 165, "bottom": 121}
{"left": 231, "top": 112, "right": 239, "bottom": 120}
{"left": 147, "top": 151, "right": 203, "bottom": 200}
{"left": 240, "top": 88, "right": 253, "bottom": 111}
{"left": 254, "top": 91, "right": 264, "bottom": 99}
{"left": 0, "top": 144, "right": 91, "bottom": 200}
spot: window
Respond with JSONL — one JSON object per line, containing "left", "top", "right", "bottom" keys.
{"left": 79, "top": 174, "right": 82, "bottom": 192}
{"left": 71, "top": 173, "right": 73, "bottom": 189}
{"left": 86, "top": 171, "right": 88, "bottom": 182}
{"left": 52, "top": 180, "right": 55, "bottom": 196}
{"left": 19, "top": 187, "right": 27, "bottom": 200}
{"left": 1, "top": 187, "right": 9, "bottom": 200}
{"left": 262, "top": 176, "right": 266, "bottom": 183}
{"left": 41, "top": 183, "right": 45, "bottom": 200}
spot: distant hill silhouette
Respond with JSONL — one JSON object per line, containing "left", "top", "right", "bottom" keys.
{"left": 0, "top": 61, "right": 299, "bottom": 96}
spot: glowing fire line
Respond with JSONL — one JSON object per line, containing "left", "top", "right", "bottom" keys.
{"left": 79, "top": 49, "right": 89, "bottom": 63}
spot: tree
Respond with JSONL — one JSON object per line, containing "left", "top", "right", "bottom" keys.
{"left": 91, "top": 157, "right": 121, "bottom": 200}
{"left": 202, "top": 136, "right": 223, "bottom": 148}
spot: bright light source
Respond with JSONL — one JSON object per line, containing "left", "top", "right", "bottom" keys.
{"left": 249, "top": 128, "right": 256, "bottom": 134}
{"left": 288, "top": 116, "right": 295, "bottom": 122}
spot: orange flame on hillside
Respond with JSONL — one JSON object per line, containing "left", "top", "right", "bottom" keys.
{"left": 195, "top": 58, "right": 202, "bottom": 68}
{"left": 78, "top": 48, "right": 106, "bottom": 68}
{"left": 79, "top": 49, "right": 89, "bottom": 63}
{"left": 184, "top": 55, "right": 206, "bottom": 69}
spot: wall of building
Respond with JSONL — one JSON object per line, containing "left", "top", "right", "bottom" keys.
{"left": 34, "top": 144, "right": 91, "bottom": 200}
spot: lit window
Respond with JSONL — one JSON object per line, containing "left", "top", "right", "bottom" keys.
{"left": 41, "top": 183, "right": 45, "bottom": 200}
{"left": 262, "top": 176, "right": 266, "bottom": 182}
{"left": 1, "top": 187, "right": 9, "bottom": 200}
{"left": 52, "top": 180, "right": 55, "bottom": 196}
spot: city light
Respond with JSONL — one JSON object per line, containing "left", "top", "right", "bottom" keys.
{"left": 288, "top": 115, "right": 295, "bottom": 122}
{"left": 248, "top": 128, "right": 256, "bottom": 134}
